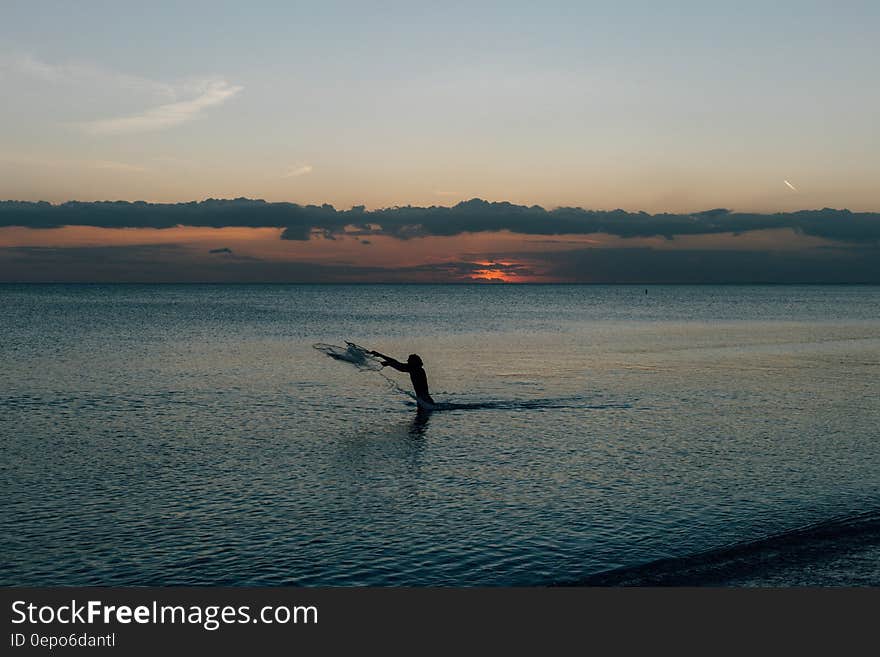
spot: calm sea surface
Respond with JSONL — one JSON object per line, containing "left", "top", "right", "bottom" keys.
{"left": 2, "top": 284, "right": 879, "bottom": 585}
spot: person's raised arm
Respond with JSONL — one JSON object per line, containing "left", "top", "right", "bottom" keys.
{"left": 369, "top": 350, "right": 408, "bottom": 372}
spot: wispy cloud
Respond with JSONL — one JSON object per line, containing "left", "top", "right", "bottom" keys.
{"left": 0, "top": 53, "right": 175, "bottom": 98}
{"left": 0, "top": 153, "right": 148, "bottom": 173}
{"left": 2, "top": 52, "right": 242, "bottom": 136}
{"left": 83, "top": 79, "right": 242, "bottom": 135}
{"left": 91, "top": 160, "right": 149, "bottom": 173}
{"left": 282, "top": 165, "right": 314, "bottom": 178}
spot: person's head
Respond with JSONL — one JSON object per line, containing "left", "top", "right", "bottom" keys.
{"left": 407, "top": 354, "right": 423, "bottom": 368}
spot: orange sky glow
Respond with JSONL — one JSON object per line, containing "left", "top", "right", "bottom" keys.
{"left": 0, "top": 225, "right": 844, "bottom": 283}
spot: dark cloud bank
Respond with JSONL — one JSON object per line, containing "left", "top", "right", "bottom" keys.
{"left": 3, "top": 198, "right": 880, "bottom": 244}
{"left": 2, "top": 198, "right": 880, "bottom": 282}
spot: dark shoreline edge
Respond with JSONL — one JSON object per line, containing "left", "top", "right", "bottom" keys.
{"left": 559, "top": 509, "right": 880, "bottom": 587}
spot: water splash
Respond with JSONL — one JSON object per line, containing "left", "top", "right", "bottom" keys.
{"left": 405, "top": 397, "right": 631, "bottom": 412}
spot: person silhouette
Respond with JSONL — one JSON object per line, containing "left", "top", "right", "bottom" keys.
{"left": 369, "top": 351, "right": 436, "bottom": 409}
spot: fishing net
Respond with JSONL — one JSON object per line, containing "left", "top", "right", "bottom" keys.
{"left": 312, "top": 341, "right": 384, "bottom": 371}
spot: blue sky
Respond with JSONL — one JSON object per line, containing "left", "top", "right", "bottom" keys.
{"left": 1, "top": 0, "right": 878, "bottom": 211}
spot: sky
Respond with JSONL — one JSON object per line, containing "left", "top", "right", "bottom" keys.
{"left": 1, "top": 1, "right": 879, "bottom": 282}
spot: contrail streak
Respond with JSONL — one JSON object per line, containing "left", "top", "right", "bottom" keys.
{"left": 784, "top": 180, "right": 798, "bottom": 191}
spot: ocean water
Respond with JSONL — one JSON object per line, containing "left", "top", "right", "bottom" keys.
{"left": 1, "top": 284, "right": 879, "bottom": 586}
